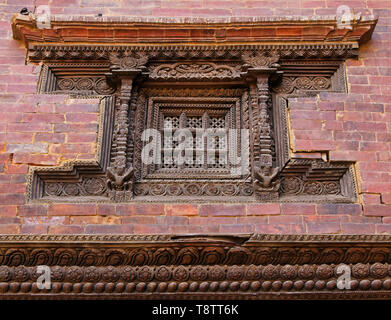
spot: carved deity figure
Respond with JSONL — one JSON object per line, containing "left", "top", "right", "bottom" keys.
{"left": 253, "top": 165, "right": 280, "bottom": 191}
{"left": 106, "top": 166, "right": 134, "bottom": 201}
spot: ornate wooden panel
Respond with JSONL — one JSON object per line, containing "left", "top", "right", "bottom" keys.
{"left": 7, "top": 13, "right": 384, "bottom": 300}
{"left": 27, "top": 48, "right": 358, "bottom": 203}
{"left": 9, "top": 13, "right": 377, "bottom": 203}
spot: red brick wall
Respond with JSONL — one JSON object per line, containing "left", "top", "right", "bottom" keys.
{"left": 1, "top": 0, "right": 391, "bottom": 235}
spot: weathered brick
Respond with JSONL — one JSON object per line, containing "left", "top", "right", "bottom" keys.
{"left": 199, "top": 205, "right": 245, "bottom": 216}
{"left": 0, "top": 206, "right": 17, "bottom": 217}
{"left": 21, "top": 225, "right": 48, "bottom": 234}
{"left": 364, "top": 205, "right": 391, "bottom": 216}
{"left": 0, "top": 183, "right": 25, "bottom": 193}
{"left": 317, "top": 204, "right": 362, "bottom": 215}
{"left": 281, "top": 204, "right": 316, "bottom": 215}
{"left": 377, "top": 224, "right": 391, "bottom": 234}
{"left": 67, "top": 133, "right": 97, "bottom": 143}
{"left": 247, "top": 204, "right": 280, "bottom": 216}
{"left": 382, "top": 193, "right": 391, "bottom": 204}
{"left": 341, "top": 223, "right": 376, "bottom": 234}
{"left": 22, "top": 216, "right": 68, "bottom": 225}
{"left": 6, "top": 143, "right": 48, "bottom": 153}
{"left": 34, "top": 133, "right": 66, "bottom": 143}
{"left": 133, "top": 224, "right": 168, "bottom": 234}
{"left": 269, "top": 215, "right": 303, "bottom": 224}
{"left": 121, "top": 216, "right": 156, "bottom": 224}
{"left": 220, "top": 224, "right": 254, "bottom": 233}
{"left": 116, "top": 204, "right": 165, "bottom": 216}
{"left": 96, "top": 204, "right": 116, "bottom": 216}
{"left": 166, "top": 204, "right": 198, "bottom": 216}
{"left": 17, "top": 205, "right": 48, "bottom": 216}
{"left": 306, "top": 222, "right": 341, "bottom": 234}
{"left": 48, "top": 204, "right": 96, "bottom": 216}
{"left": 5, "top": 133, "right": 34, "bottom": 143}
{"left": 362, "top": 194, "right": 381, "bottom": 204}
{"left": 70, "top": 216, "right": 121, "bottom": 225}
{"left": 12, "top": 153, "right": 59, "bottom": 165}
{"left": 156, "top": 216, "right": 188, "bottom": 225}
{"left": 0, "top": 194, "right": 25, "bottom": 205}
{"left": 22, "top": 113, "right": 64, "bottom": 123}
{"left": 85, "top": 224, "right": 134, "bottom": 234}
{"left": 66, "top": 113, "right": 98, "bottom": 122}
{"left": 0, "top": 224, "right": 20, "bottom": 234}
{"left": 169, "top": 225, "right": 203, "bottom": 234}
{"left": 49, "top": 225, "right": 84, "bottom": 234}
{"left": 255, "top": 224, "right": 305, "bottom": 234}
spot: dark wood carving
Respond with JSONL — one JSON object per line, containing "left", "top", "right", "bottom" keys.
{"left": 0, "top": 234, "right": 390, "bottom": 299}
{"left": 27, "top": 43, "right": 359, "bottom": 202}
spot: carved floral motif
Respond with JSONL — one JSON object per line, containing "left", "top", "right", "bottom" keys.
{"left": 149, "top": 62, "right": 242, "bottom": 79}
{"left": 273, "top": 76, "right": 331, "bottom": 94}
{"left": 57, "top": 77, "right": 116, "bottom": 94}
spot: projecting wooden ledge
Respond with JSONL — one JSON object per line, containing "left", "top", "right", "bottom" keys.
{"left": 11, "top": 13, "right": 377, "bottom": 46}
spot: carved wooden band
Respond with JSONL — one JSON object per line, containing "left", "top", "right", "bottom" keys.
{"left": 1, "top": 234, "right": 391, "bottom": 299}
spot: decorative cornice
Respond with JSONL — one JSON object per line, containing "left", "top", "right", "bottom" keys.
{"left": 1, "top": 233, "right": 391, "bottom": 243}
{"left": 12, "top": 14, "right": 377, "bottom": 47}
{"left": 0, "top": 234, "right": 390, "bottom": 299}
{"left": 25, "top": 43, "right": 361, "bottom": 63}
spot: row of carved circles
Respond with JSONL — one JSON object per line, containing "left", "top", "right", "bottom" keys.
{"left": 273, "top": 76, "right": 331, "bottom": 94}
{"left": 3, "top": 247, "right": 391, "bottom": 267}
{"left": 1, "top": 263, "right": 390, "bottom": 283}
{"left": 280, "top": 177, "right": 340, "bottom": 195}
{"left": 57, "top": 77, "right": 116, "bottom": 94}
{"left": 45, "top": 177, "right": 106, "bottom": 197}
{"left": 133, "top": 183, "right": 254, "bottom": 196}
{"left": 2, "top": 278, "right": 391, "bottom": 295}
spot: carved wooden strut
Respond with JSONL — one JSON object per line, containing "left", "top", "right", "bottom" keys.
{"left": 105, "top": 53, "right": 148, "bottom": 201}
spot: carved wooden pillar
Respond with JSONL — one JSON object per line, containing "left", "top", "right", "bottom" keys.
{"left": 249, "top": 71, "right": 280, "bottom": 201}
{"left": 106, "top": 75, "right": 137, "bottom": 201}
{"left": 104, "top": 51, "right": 148, "bottom": 202}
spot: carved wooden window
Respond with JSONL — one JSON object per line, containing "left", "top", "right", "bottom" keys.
{"left": 122, "top": 83, "right": 253, "bottom": 200}
{"left": 10, "top": 15, "right": 377, "bottom": 203}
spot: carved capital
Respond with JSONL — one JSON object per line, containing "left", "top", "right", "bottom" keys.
{"left": 242, "top": 51, "right": 280, "bottom": 69}
{"left": 109, "top": 51, "right": 148, "bottom": 71}
{"left": 106, "top": 77, "right": 136, "bottom": 201}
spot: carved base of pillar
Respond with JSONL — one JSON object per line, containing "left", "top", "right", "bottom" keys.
{"left": 254, "top": 190, "right": 279, "bottom": 201}
{"left": 108, "top": 190, "right": 133, "bottom": 202}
